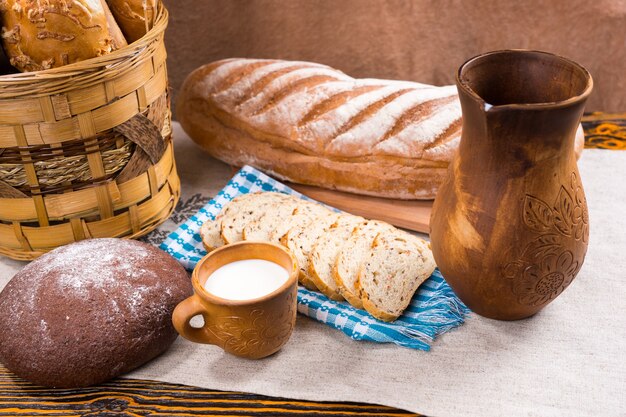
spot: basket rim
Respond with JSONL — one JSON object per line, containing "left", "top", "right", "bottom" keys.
{"left": 0, "top": 2, "right": 168, "bottom": 85}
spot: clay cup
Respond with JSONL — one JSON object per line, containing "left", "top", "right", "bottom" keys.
{"left": 172, "top": 242, "right": 298, "bottom": 359}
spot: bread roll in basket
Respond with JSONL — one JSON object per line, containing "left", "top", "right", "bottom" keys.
{"left": 178, "top": 58, "right": 584, "bottom": 200}
{"left": 0, "top": 0, "right": 128, "bottom": 72}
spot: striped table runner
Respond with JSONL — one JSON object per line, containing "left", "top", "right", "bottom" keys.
{"left": 0, "top": 113, "right": 622, "bottom": 416}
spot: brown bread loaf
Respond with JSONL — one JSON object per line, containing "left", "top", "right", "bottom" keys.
{"left": 0, "top": 238, "right": 192, "bottom": 388}
{"left": 0, "top": 0, "right": 127, "bottom": 72}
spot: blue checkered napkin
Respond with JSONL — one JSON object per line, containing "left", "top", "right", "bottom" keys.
{"left": 160, "top": 165, "right": 469, "bottom": 350}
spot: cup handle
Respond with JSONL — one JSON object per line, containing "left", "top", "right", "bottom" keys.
{"left": 172, "top": 294, "right": 215, "bottom": 344}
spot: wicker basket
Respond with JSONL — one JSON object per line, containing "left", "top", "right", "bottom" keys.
{"left": 0, "top": 3, "right": 179, "bottom": 260}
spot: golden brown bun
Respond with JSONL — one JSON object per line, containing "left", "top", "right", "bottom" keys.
{"left": 105, "top": 0, "right": 155, "bottom": 43}
{"left": 101, "top": 0, "right": 127, "bottom": 46}
{"left": 0, "top": 0, "right": 127, "bottom": 72}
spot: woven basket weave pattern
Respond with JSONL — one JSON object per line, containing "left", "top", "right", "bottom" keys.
{"left": 0, "top": 135, "right": 134, "bottom": 193}
{"left": 0, "top": 3, "right": 179, "bottom": 260}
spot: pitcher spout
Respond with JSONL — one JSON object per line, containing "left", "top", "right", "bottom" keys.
{"left": 455, "top": 50, "right": 592, "bottom": 169}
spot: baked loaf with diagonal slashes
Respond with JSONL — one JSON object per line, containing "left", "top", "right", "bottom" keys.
{"left": 179, "top": 59, "right": 586, "bottom": 200}
{"left": 200, "top": 192, "right": 436, "bottom": 321}
{"left": 177, "top": 58, "right": 462, "bottom": 200}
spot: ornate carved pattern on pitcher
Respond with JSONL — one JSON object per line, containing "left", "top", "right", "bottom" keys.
{"left": 504, "top": 173, "right": 588, "bottom": 306}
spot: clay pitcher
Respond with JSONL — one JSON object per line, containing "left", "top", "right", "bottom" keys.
{"left": 430, "top": 50, "right": 593, "bottom": 320}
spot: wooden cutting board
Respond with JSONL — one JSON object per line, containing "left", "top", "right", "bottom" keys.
{"left": 288, "top": 183, "right": 433, "bottom": 234}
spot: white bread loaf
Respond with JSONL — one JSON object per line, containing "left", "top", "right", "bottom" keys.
{"left": 177, "top": 58, "right": 462, "bottom": 200}
{"left": 199, "top": 192, "right": 435, "bottom": 321}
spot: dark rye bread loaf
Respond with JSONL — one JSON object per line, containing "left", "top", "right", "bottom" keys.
{"left": 0, "top": 238, "right": 192, "bottom": 388}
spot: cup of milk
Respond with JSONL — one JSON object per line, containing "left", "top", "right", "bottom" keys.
{"left": 172, "top": 241, "right": 298, "bottom": 359}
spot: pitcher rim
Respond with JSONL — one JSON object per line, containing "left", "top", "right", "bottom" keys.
{"left": 456, "top": 49, "right": 593, "bottom": 110}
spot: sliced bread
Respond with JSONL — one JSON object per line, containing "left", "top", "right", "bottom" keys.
{"left": 356, "top": 232, "right": 436, "bottom": 321}
{"left": 220, "top": 192, "right": 289, "bottom": 244}
{"left": 200, "top": 218, "right": 224, "bottom": 252}
{"left": 282, "top": 211, "right": 341, "bottom": 290}
{"left": 242, "top": 197, "right": 301, "bottom": 242}
{"left": 270, "top": 201, "right": 331, "bottom": 243}
{"left": 333, "top": 220, "right": 394, "bottom": 308}
{"left": 308, "top": 215, "right": 365, "bottom": 300}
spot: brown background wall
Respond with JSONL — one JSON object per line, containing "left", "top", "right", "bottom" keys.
{"left": 162, "top": 0, "right": 626, "bottom": 116}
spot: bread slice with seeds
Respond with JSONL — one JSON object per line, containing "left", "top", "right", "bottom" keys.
{"left": 200, "top": 219, "right": 224, "bottom": 252}
{"left": 242, "top": 197, "right": 302, "bottom": 242}
{"left": 282, "top": 211, "right": 342, "bottom": 290}
{"left": 333, "top": 220, "right": 394, "bottom": 308}
{"left": 220, "top": 192, "right": 289, "bottom": 244}
{"left": 270, "top": 201, "right": 331, "bottom": 244}
{"left": 395, "top": 228, "right": 434, "bottom": 254}
{"left": 356, "top": 232, "right": 436, "bottom": 322}
{"left": 308, "top": 215, "right": 365, "bottom": 300}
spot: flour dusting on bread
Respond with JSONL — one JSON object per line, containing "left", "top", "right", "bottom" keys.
{"left": 178, "top": 58, "right": 463, "bottom": 199}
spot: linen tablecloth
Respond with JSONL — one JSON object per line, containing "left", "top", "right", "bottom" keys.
{"left": 0, "top": 122, "right": 624, "bottom": 417}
